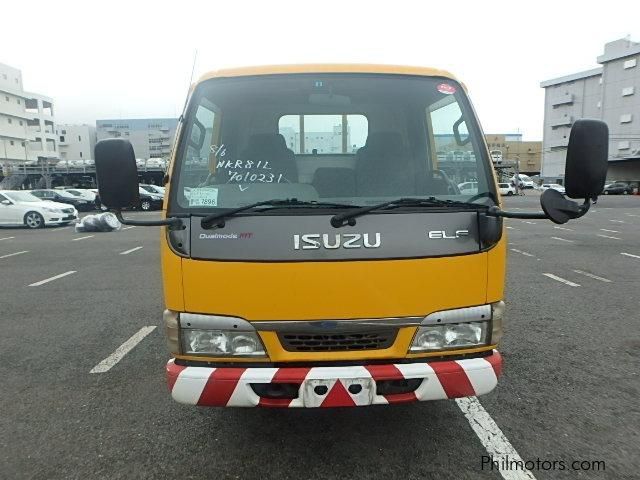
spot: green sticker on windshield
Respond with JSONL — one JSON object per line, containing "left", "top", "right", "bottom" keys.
{"left": 189, "top": 188, "right": 219, "bottom": 207}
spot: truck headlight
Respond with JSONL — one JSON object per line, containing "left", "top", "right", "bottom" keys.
{"left": 409, "top": 303, "right": 503, "bottom": 352}
{"left": 182, "top": 329, "right": 265, "bottom": 356}
{"left": 175, "top": 312, "right": 267, "bottom": 357}
{"left": 411, "top": 322, "right": 489, "bottom": 352}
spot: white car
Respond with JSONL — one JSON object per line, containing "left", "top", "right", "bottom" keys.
{"left": 511, "top": 174, "right": 535, "bottom": 189}
{"left": 64, "top": 188, "right": 97, "bottom": 202}
{"left": 0, "top": 190, "right": 78, "bottom": 228}
{"left": 498, "top": 183, "right": 516, "bottom": 196}
{"left": 139, "top": 184, "right": 165, "bottom": 195}
{"left": 458, "top": 181, "right": 478, "bottom": 195}
{"left": 541, "top": 183, "right": 566, "bottom": 194}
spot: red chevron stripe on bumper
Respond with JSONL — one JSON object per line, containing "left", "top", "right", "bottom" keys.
{"left": 166, "top": 351, "right": 502, "bottom": 408}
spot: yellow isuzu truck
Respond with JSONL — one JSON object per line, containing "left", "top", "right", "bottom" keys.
{"left": 95, "top": 64, "right": 608, "bottom": 408}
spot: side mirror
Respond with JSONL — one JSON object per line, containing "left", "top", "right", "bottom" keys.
{"left": 1, "top": 200, "right": 11, "bottom": 206}
{"left": 95, "top": 139, "right": 140, "bottom": 210}
{"left": 565, "top": 119, "right": 609, "bottom": 199}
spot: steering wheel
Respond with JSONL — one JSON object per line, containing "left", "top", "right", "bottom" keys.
{"left": 427, "top": 169, "right": 459, "bottom": 195}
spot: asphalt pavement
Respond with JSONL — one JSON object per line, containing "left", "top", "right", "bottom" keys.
{"left": 0, "top": 195, "right": 638, "bottom": 479}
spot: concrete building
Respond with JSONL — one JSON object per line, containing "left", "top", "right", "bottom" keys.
{"left": 541, "top": 38, "right": 640, "bottom": 183}
{"left": 485, "top": 134, "right": 542, "bottom": 175}
{"left": 431, "top": 132, "right": 542, "bottom": 180}
{"left": 0, "top": 62, "right": 58, "bottom": 167}
{"left": 96, "top": 118, "right": 178, "bottom": 160}
{"left": 280, "top": 125, "right": 358, "bottom": 154}
{"left": 56, "top": 124, "right": 97, "bottom": 164}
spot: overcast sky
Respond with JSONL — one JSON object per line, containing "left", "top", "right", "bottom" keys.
{"left": 2, "top": 0, "right": 638, "bottom": 140}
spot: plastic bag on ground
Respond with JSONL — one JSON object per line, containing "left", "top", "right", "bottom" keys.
{"left": 75, "top": 212, "right": 122, "bottom": 232}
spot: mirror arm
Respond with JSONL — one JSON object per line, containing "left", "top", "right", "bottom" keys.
{"left": 486, "top": 207, "right": 548, "bottom": 219}
{"left": 487, "top": 198, "right": 591, "bottom": 221}
{"left": 574, "top": 198, "right": 592, "bottom": 219}
{"left": 111, "top": 210, "right": 184, "bottom": 228}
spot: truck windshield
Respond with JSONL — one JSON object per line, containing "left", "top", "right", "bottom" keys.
{"left": 171, "top": 73, "right": 495, "bottom": 212}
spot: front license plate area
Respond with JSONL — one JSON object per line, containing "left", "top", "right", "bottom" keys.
{"left": 303, "top": 378, "right": 375, "bottom": 407}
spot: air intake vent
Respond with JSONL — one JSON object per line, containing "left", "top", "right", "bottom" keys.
{"left": 279, "top": 330, "right": 397, "bottom": 352}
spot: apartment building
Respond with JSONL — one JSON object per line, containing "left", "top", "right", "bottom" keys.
{"left": 541, "top": 38, "right": 640, "bottom": 183}
{"left": 0, "top": 62, "right": 58, "bottom": 166}
{"left": 96, "top": 118, "right": 178, "bottom": 160}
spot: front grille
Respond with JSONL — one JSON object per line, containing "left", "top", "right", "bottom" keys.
{"left": 62, "top": 208, "right": 74, "bottom": 213}
{"left": 279, "top": 330, "right": 397, "bottom": 352}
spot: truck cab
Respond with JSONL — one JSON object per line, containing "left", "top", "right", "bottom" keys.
{"left": 94, "top": 64, "right": 608, "bottom": 408}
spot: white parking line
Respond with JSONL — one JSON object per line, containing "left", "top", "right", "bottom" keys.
{"left": 120, "top": 246, "right": 143, "bottom": 255}
{"left": 597, "top": 234, "right": 621, "bottom": 240}
{"left": 456, "top": 397, "right": 537, "bottom": 480}
{"left": 72, "top": 235, "right": 95, "bottom": 241}
{"left": 624, "top": 213, "right": 638, "bottom": 217}
{"left": 522, "top": 221, "right": 537, "bottom": 225}
{"left": 28, "top": 270, "right": 76, "bottom": 287}
{"left": 506, "top": 226, "right": 515, "bottom": 230}
{"left": 0, "top": 236, "right": 15, "bottom": 241}
{"left": 621, "top": 252, "right": 640, "bottom": 260}
{"left": 122, "top": 226, "right": 136, "bottom": 230}
{"left": 510, "top": 248, "right": 535, "bottom": 257}
{"left": 90, "top": 326, "right": 157, "bottom": 373}
{"left": 551, "top": 237, "right": 574, "bottom": 243}
{"left": 543, "top": 273, "right": 580, "bottom": 287}
{"left": 553, "top": 226, "right": 573, "bottom": 231}
{"left": 610, "top": 220, "right": 625, "bottom": 224}
{"left": 600, "top": 229, "right": 619, "bottom": 233}
{"left": 572, "top": 270, "right": 612, "bottom": 283}
{"left": 0, "top": 250, "right": 28, "bottom": 259}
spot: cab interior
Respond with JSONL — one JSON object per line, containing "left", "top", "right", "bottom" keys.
{"left": 178, "top": 74, "right": 493, "bottom": 204}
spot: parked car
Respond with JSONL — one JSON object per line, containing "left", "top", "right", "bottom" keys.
{"left": 94, "top": 188, "right": 163, "bottom": 211}
{"left": 145, "top": 158, "right": 165, "bottom": 168}
{"left": 139, "top": 184, "right": 165, "bottom": 196}
{"left": 457, "top": 181, "right": 478, "bottom": 195}
{"left": 30, "top": 189, "right": 94, "bottom": 211}
{"left": 603, "top": 182, "right": 633, "bottom": 195}
{"left": 510, "top": 174, "right": 535, "bottom": 189}
{"left": 138, "top": 187, "right": 164, "bottom": 211}
{"left": 498, "top": 183, "right": 516, "bottom": 196}
{"left": 64, "top": 188, "right": 97, "bottom": 202}
{"left": 541, "top": 183, "right": 566, "bottom": 194}
{"left": 0, "top": 190, "right": 78, "bottom": 228}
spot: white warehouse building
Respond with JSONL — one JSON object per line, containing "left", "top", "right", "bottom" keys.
{"left": 56, "top": 124, "right": 97, "bottom": 165}
{"left": 540, "top": 38, "right": 640, "bottom": 184}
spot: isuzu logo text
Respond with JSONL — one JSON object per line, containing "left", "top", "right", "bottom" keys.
{"left": 428, "top": 230, "right": 469, "bottom": 239}
{"left": 293, "top": 233, "right": 382, "bottom": 250}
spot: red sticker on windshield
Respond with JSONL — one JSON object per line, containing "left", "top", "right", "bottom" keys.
{"left": 437, "top": 83, "right": 456, "bottom": 95}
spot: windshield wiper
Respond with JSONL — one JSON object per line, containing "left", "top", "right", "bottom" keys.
{"left": 200, "top": 199, "right": 356, "bottom": 229}
{"left": 330, "top": 197, "right": 491, "bottom": 228}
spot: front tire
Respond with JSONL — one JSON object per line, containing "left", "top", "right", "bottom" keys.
{"left": 507, "top": 191, "right": 513, "bottom": 196}
{"left": 140, "top": 200, "right": 151, "bottom": 211}
{"left": 24, "top": 211, "right": 45, "bottom": 229}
